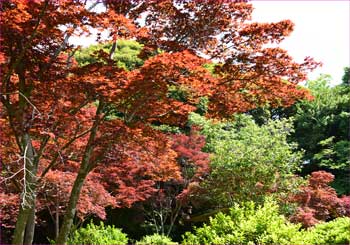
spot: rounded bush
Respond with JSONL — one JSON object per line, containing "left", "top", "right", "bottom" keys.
{"left": 137, "top": 234, "right": 177, "bottom": 245}
{"left": 307, "top": 217, "right": 350, "bottom": 244}
{"left": 182, "top": 198, "right": 350, "bottom": 245}
{"left": 67, "top": 221, "right": 128, "bottom": 245}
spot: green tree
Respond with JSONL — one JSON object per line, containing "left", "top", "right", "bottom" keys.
{"left": 292, "top": 74, "right": 350, "bottom": 194}
{"left": 75, "top": 40, "right": 144, "bottom": 70}
{"left": 342, "top": 67, "right": 349, "bottom": 85}
{"left": 188, "top": 113, "right": 303, "bottom": 208}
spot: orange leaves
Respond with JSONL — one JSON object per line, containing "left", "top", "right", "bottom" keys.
{"left": 68, "top": 63, "right": 130, "bottom": 103}
{"left": 239, "top": 20, "right": 295, "bottom": 46}
{"left": 124, "top": 0, "right": 253, "bottom": 53}
{"left": 100, "top": 10, "right": 140, "bottom": 40}
{"left": 0, "top": 1, "right": 33, "bottom": 32}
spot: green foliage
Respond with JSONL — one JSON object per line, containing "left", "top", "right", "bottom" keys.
{"left": 292, "top": 74, "right": 350, "bottom": 194}
{"left": 313, "top": 137, "right": 350, "bottom": 170}
{"left": 189, "top": 113, "right": 303, "bottom": 205}
{"left": 294, "top": 75, "right": 349, "bottom": 160}
{"left": 306, "top": 217, "right": 350, "bottom": 244}
{"left": 182, "top": 198, "right": 305, "bottom": 245}
{"left": 195, "top": 96, "right": 209, "bottom": 115}
{"left": 202, "top": 63, "right": 216, "bottom": 75}
{"left": 137, "top": 234, "right": 178, "bottom": 245}
{"left": 167, "top": 85, "right": 190, "bottom": 102}
{"left": 75, "top": 40, "right": 144, "bottom": 70}
{"left": 67, "top": 221, "right": 128, "bottom": 245}
{"left": 151, "top": 124, "right": 182, "bottom": 134}
{"left": 182, "top": 199, "right": 350, "bottom": 245}
{"left": 342, "top": 67, "right": 349, "bottom": 85}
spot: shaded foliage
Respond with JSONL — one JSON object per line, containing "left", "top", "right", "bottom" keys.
{"left": 142, "top": 129, "right": 210, "bottom": 236}
{"left": 292, "top": 75, "right": 350, "bottom": 194}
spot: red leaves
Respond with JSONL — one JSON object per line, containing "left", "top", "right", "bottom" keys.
{"left": 1, "top": 0, "right": 322, "bottom": 233}
{"left": 94, "top": 123, "right": 181, "bottom": 208}
{"left": 39, "top": 171, "right": 115, "bottom": 220}
{"left": 290, "top": 171, "right": 350, "bottom": 227}
{"left": 208, "top": 46, "right": 319, "bottom": 118}
{"left": 0, "top": 192, "right": 19, "bottom": 228}
{"left": 116, "top": 50, "right": 217, "bottom": 125}
{"left": 171, "top": 130, "right": 210, "bottom": 180}
{"left": 239, "top": 20, "right": 295, "bottom": 46}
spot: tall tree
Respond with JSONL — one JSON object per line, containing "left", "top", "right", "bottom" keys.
{"left": 1, "top": 1, "right": 318, "bottom": 244}
{"left": 291, "top": 75, "right": 350, "bottom": 194}
{"left": 187, "top": 113, "right": 303, "bottom": 210}
{"left": 74, "top": 40, "right": 144, "bottom": 70}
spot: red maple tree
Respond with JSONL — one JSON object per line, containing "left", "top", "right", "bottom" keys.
{"left": 290, "top": 171, "right": 350, "bottom": 227}
{"left": 1, "top": 1, "right": 319, "bottom": 244}
{"left": 143, "top": 128, "right": 210, "bottom": 235}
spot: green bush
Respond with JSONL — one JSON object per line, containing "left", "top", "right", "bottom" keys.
{"left": 306, "top": 217, "right": 350, "bottom": 244}
{"left": 137, "top": 234, "right": 177, "bottom": 245}
{"left": 188, "top": 113, "right": 303, "bottom": 206}
{"left": 182, "top": 198, "right": 305, "bottom": 244}
{"left": 182, "top": 197, "right": 350, "bottom": 245}
{"left": 67, "top": 221, "right": 128, "bottom": 245}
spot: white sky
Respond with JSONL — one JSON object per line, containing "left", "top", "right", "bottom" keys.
{"left": 252, "top": 0, "right": 350, "bottom": 84}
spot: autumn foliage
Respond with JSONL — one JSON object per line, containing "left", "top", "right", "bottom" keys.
{"left": 290, "top": 171, "right": 350, "bottom": 227}
{"left": 1, "top": 1, "right": 321, "bottom": 244}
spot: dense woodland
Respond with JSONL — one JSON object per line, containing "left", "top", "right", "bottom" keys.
{"left": 0, "top": 1, "right": 349, "bottom": 244}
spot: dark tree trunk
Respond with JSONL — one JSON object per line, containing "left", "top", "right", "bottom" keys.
{"left": 55, "top": 171, "right": 88, "bottom": 244}
{"left": 12, "top": 207, "right": 29, "bottom": 244}
{"left": 12, "top": 134, "right": 37, "bottom": 245}
{"left": 56, "top": 101, "right": 104, "bottom": 244}
{"left": 24, "top": 207, "right": 36, "bottom": 244}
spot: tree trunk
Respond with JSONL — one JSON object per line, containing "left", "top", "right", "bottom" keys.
{"left": 55, "top": 171, "right": 88, "bottom": 244}
{"left": 12, "top": 134, "right": 37, "bottom": 244}
{"left": 24, "top": 207, "right": 36, "bottom": 244}
{"left": 55, "top": 203, "right": 60, "bottom": 240}
{"left": 12, "top": 207, "right": 29, "bottom": 244}
{"left": 55, "top": 101, "right": 104, "bottom": 244}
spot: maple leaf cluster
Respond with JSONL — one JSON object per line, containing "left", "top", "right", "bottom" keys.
{"left": 290, "top": 171, "right": 350, "bottom": 227}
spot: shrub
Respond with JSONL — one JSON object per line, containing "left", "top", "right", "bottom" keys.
{"left": 306, "top": 217, "right": 350, "bottom": 244}
{"left": 67, "top": 221, "right": 128, "bottom": 245}
{"left": 137, "top": 234, "right": 177, "bottom": 245}
{"left": 290, "top": 171, "right": 350, "bottom": 227}
{"left": 188, "top": 113, "right": 303, "bottom": 206}
{"left": 182, "top": 198, "right": 305, "bottom": 244}
{"left": 182, "top": 197, "right": 350, "bottom": 244}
